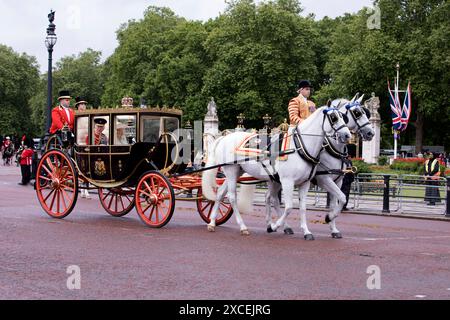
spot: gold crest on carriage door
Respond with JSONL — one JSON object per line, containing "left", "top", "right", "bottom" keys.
{"left": 94, "top": 158, "right": 107, "bottom": 176}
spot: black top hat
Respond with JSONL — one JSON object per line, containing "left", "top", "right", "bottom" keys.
{"left": 297, "top": 80, "right": 313, "bottom": 90}
{"left": 94, "top": 118, "right": 107, "bottom": 125}
{"left": 75, "top": 96, "right": 88, "bottom": 106}
{"left": 58, "top": 90, "right": 71, "bottom": 100}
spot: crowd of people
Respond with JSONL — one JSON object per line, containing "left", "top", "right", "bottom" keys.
{"left": 1, "top": 134, "right": 36, "bottom": 186}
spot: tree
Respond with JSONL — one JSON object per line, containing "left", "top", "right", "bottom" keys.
{"left": 29, "top": 49, "right": 105, "bottom": 135}
{"left": 101, "top": 6, "right": 209, "bottom": 122}
{"left": 316, "top": 0, "right": 449, "bottom": 150}
{"left": 0, "top": 45, "right": 40, "bottom": 137}
{"left": 202, "top": 0, "right": 318, "bottom": 128}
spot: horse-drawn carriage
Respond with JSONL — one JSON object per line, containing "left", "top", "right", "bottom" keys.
{"left": 35, "top": 95, "right": 374, "bottom": 240}
{"left": 35, "top": 106, "right": 233, "bottom": 228}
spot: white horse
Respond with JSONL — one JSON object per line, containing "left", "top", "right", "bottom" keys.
{"left": 263, "top": 95, "right": 375, "bottom": 239}
{"left": 202, "top": 106, "right": 352, "bottom": 238}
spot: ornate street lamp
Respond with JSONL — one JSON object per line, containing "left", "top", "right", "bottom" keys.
{"left": 263, "top": 114, "right": 271, "bottom": 131}
{"left": 236, "top": 113, "right": 246, "bottom": 130}
{"left": 45, "top": 10, "right": 57, "bottom": 133}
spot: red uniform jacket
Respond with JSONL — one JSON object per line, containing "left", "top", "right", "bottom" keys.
{"left": 49, "top": 106, "right": 75, "bottom": 134}
{"left": 19, "top": 148, "right": 33, "bottom": 166}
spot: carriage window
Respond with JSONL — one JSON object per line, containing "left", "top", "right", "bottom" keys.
{"left": 114, "top": 115, "right": 136, "bottom": 145}
{"left": 76, "top": 117, "right": 89, "bottom": 145}
{"left": 90, "top": 116, "right": 110, "bottom": 145}
{"left": 162, "top": 117, "right": 179, "bottom": 142}
{"left": 141, "top": 117, "right": 161, "bottom": 143}
{"left": 162, "top": 117, "right": 179, "bottom": 133}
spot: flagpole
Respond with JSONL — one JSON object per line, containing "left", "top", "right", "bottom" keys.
{"left": 394, "top": 62, "right": 400, "bottom": 160}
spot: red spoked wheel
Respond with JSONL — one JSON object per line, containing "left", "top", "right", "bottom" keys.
{"left": 196, "top": 187, "right": 233, "bottom": 226}
{"left": 98, "top": 187, "right": 135, "bottom": 217}
{"left": 36, "top": 150, "right": 78, "bottom": 219}
{"left": 135, "top": 172, "right": 175, "bottom": 228}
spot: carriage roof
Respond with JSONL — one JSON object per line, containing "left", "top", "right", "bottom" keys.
{"left": 75, "top": 106, "right": 183, "bottom": 117}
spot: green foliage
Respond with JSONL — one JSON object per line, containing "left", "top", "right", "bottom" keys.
{"left": 390, "top": 161, "right": 422, "bottom": 172}
{"left": 2, "top": 0, "right": 449, "bottom": 146}
{"left": 316, "top": 0, "right": 450, "bottom": 148}
{"left": 353, "top": 160, "right": 372, "bottom": 174}
{"left": 0, "top": 45, "right": 40, "bottom": 136}
{"left": 378, "top": 155, "right": 389, "bottom": 166}
{"left": 202, "top": 0, "right": 318, "bottom": 128}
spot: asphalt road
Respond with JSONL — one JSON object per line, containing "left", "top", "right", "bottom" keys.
{"left": 1, "top": 165, "right": 449, "bottom": 300}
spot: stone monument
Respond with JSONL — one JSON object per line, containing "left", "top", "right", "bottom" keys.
{"left": 204, "top": 98, "right": 219, "bottom": 136}
{"left": 362, "top": 93, "right": 381, "bottom": 164}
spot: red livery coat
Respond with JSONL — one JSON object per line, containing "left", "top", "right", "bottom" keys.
{"left": 49, "top": 106, "right": 75, "bottom": 134}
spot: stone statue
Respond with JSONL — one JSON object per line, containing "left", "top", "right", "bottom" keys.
{"left": 48, "top": 10, "right": 55, "bottom": 23}
{"left": 206, "top": 98, "right": 218, "bottom": 118}
{"left": 362, "top": 93, "right": 381, "bottom": 164}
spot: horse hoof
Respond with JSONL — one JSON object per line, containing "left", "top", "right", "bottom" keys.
{"left": 267, "top": 226, "right": 276, "bottom": 233}
{"left": 207, "top": 225, "right": 215, "bottom": 232}
{"left": 284, "top": 228, "right": 294, "bottom": 235}
{"left": 325, "top": 215, "right": 331, "bottom": 224}
{"left": 241, "top": 229, "right": 250, "bottom": 236}
{"left": 332, "top": 233, "right": 343, "bottom": 239}
{"left": 304, "top": 234, "right": 315, "bottom": 241}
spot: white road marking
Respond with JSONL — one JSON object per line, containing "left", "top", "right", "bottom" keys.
{"left": 414, "top": 295, "right": 427, "bottom": 299}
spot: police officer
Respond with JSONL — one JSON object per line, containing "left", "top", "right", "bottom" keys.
{"left": 424, "top": 153, "right": 441, "bottom": 205}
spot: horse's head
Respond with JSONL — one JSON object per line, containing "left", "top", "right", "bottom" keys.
{"left": 333, "top": 95, "right": 375, "bottom": 141}
{"left": 321, "top": 107, "right": 352, "bottom": 144}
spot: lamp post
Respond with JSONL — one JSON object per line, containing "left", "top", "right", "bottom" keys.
{"left": 45, "top": 10, "right": 57, "bottom": 133}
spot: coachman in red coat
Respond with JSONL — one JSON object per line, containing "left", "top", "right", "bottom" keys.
{"left": 49, "top": 90, "right": 75, "bottom": 134}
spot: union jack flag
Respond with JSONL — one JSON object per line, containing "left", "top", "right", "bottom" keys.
{"left": 388, "top": 80, "right": 402, "bottom": 131}
{"left": 400, "top": 82, "right": 412, "bottom": 131}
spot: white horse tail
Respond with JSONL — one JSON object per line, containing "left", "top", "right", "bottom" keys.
{"left": 201, "top": 139, "right": 221, "bottom": 201}
{"left": 237, "top": 174, "right": 256, "bottom": 215}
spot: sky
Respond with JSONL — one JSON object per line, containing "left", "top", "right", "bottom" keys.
{"left": 0, "top": 0, "right": 373, "bottom": 73}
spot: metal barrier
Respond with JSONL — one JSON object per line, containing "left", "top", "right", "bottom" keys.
{"left": 252, "top": 174, "right": 449, "bottom": 217}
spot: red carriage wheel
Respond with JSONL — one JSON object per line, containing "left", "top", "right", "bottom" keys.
{"left": 45, "top": 134, "right": 62, "bottom": 152}
{"left": 196, "top": 187, "right": 233, "bottom": 226}
{"left": 135, "top": 172, "right": 175, "bottom": 228}
{"left": 36, "top": 150, "right": 78, "bottom": 219}
{"left": 98, "top": 187, "right": 135, "bottom": 217}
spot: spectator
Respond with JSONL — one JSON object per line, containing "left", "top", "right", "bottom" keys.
{"left": 18, "top": 138, "right": 34, "bottom": 186}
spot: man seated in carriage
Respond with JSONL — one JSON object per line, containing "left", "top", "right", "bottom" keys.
{"left": 49, "top": 90, "right": 75, "bottom": 134}
{"left": 288, "top": 80, "right": 316, "bottom": 126}
{"left": 85, "top": 118, "right": 109, "bottom": 145}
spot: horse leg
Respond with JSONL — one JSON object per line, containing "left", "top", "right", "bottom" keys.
{"left": 207, "top": 182, "right": 228, "bottom": 232}
{"left": 268, "top": 182, "right": 294, "bottom": 235}
{"left": 269, "top": 179, "right": 294, "bottom": 233}
{"left": 317, "top": 177, "right": 345, "bottom": 239}
{"left": 224, "top": 167, "right": 250, "bottom": 235}
{"left": 327, "top": 193, "right": 342, "bottom": 238}
{"left": 298, "top": 182, "right": 314, "bottom": 240}
{"left": 265, "top": 185, "right": 273, "bottom": 232}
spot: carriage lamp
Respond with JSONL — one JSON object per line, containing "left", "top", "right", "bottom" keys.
{"left": 184, "top": 121, "right": 193, "bottom": 140}
{"left": 45, "top": 10, "right": 57, "bottom": 133}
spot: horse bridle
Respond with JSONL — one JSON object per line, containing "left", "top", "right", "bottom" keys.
{"left": 323, "top": 108, "right": 349, "bottom": 137}
{"left": 344, "top": 103, "right": 371, "bottom": 132}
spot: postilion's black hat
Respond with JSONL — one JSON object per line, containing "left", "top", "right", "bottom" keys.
{"left": 75, "top": 96, "right": 88, "bottom": 106}
{"left": 94, "top": 118, "right": 107, "bottom": 126}
{"left": 297, "top": 80, "right": 313, "bottom": 90}
{"left": 58, "top": 90, "right": 71, "bottom": 100}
